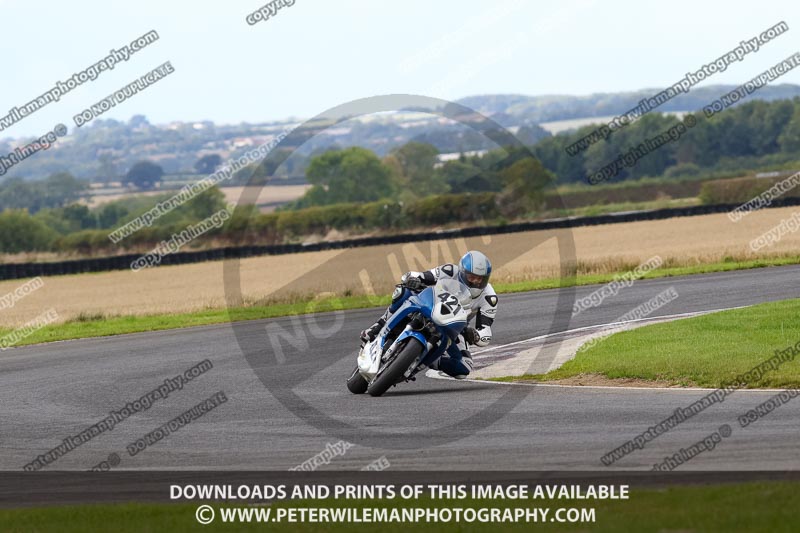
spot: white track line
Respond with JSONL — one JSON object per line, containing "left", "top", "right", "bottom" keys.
{"left": 471, "top": 306, "right": 746, "bottom": 358}
{"left": 429, "top": 373, "right": 783, "bottom": 393}
{"left": 429, "top": 305, "right": 780, "bottom": 392}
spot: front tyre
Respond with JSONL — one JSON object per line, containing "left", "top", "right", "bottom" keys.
{"left": 347, "top": 366, "right": 368, "bottom": 394}
{"left": 367, "top": 338, "right": 424, "bottom": 397}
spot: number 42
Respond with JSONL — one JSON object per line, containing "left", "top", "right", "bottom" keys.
{"left": 437, "top": 291, "right": 462, "bottom": 313}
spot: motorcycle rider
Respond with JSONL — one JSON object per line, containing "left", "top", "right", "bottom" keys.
{"left": 360, "top": 250, "right": 498, "bottom": 379}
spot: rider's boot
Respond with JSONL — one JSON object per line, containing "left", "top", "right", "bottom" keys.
{"left": 360, "top": 286, "right": 408, "bottom": 345}
{"left": 360, "top": 317, "right": 386, "bottom": 345}
{"left": 430, "top": 350, "right": 473, "bottom": 380}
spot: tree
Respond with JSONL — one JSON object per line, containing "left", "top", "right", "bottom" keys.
{"left": 0, "top": 178, "right": 42, "bottom": 212}
{"left": 497, "top": 156, "right": 554, "bottom": 217}
{"left": 97, "top": 153, "right": 117, "bottom": 185}
{"left": 60, "top": 204, "right": 97, "bottom": 231}
{"left": 42, "top": 172, "right": 89, "bottom": 209}
{"left": 532, "top": 135, "right": 587, "bottom": 183}
{"left": 194, "top": 154, "right": 223, "bottom": 175}
{"left": 438, "top": 160, "right": 490, "bottom": 193}
{"left": 124, "top": 161, "right": 164, "bottom": 190}
{"left": 183, "top": 187, "right": 227, "bottom": 220}
{"left": 300, "top": 147, "right": 395, "bottom": 206}
{"left": 0, "top": 209, "right": 58, "bottom": 252}
{"left": 249, "top": 148, "right": 293, "bottom": 184}
{"left": 98, "top": 203, "right": 129, "bottom": 229}
{"left": 746, "top": 100, "right": 793, "bottom": 155}
{"left": 0, "top": 172, "right": 87, "bottom": 213}
{"left": 778, "top": 105, "right": 800, "bottom": 154}
{"left": 515, "top": 124, "right": 550, "bottom": 145}
{"left": 128, "top": 115, "right": 150, "bottom": 128}
{"left": 390, "top": 142, "right": 448, "bottom": 195}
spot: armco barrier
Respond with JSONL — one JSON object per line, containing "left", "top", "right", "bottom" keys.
{"left": 2, "top": 198, "right": 800, "bottom": 281}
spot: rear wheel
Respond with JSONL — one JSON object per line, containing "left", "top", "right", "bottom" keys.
{"left": 367, "top": 338, "right": 424, "bottom": 397}
{"left": 346, "top": 366, "right": 368, "bottom": 394}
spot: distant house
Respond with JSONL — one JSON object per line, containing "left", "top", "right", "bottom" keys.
{"left": 434, "top": 150, "right": 489, "bottom": 168}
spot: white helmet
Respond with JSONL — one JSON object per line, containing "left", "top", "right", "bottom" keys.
{"left": 458, "top": 250, "right": 492, "bottom": 298}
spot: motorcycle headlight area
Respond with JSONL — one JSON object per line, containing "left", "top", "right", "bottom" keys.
{"left": 409, "top": 312, "right": 441, "bottom": 342}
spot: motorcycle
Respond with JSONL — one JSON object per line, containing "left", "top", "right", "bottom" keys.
{"left": 347, "top": 278, "right": 472, "bottom": 397}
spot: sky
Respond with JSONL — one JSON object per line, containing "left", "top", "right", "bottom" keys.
{"left": 1, "top": 0, "right": 799, "bottom": 138}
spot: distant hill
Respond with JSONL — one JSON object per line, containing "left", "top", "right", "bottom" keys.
{"left": 457, "top": 84, "right": 800, "bottom": 122}
{"left": 3, "top": 84, "right": 799, "bottom": 183}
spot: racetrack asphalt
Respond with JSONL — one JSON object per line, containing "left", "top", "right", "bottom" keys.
{"left": 2, "top": 265, "right": 800, "bottom": 472}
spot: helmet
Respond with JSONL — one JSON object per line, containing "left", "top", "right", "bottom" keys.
{"left": 458, "top": 250, "right": 492, "bottom": 298}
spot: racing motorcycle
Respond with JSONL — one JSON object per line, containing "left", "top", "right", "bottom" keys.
{"left": 347, "top": 278, "right": 472, "bottom": 397}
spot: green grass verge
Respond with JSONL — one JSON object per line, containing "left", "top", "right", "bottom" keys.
{"left": 518, "top": 298, "right": 800, "bottom": 388}
{"left": 0, "top": 295, "right": 389, "bottom": 347}
{"left": 1, "top": 482, "right": 798, "bottom": 532}
{"left": 540, "top": 197, "right": 699, "bottom": 219}
{"left": 2, "top": 255, "right": 800, "bottom": 349}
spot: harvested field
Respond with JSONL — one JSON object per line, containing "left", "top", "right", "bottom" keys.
{"left": 219, "top": 185, "right": 310, "bottom": 210}
{"left": 84, "top": 189, "right": 166, "bottom": 208}
{"left": 85, "top": 185, "right": 309, "bottom": 209}
{"left": 1, "top": 205, "right": 799, "bottom": 327}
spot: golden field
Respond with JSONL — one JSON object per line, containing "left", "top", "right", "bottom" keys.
{"left": 218, "top": 185, "right": 310, "bottom": 210}
{"left": 1, "top": 205, "right": 799, "bottom": 327}
{"left": 85, "top": 185, "right": 310, "bottom": 211}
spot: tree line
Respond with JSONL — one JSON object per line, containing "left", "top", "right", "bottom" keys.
{"left": 3, "top": 96, "right": 800, "bottom": 255}
{"left": 279, "top": 97, "right": 800, "bottom": 210}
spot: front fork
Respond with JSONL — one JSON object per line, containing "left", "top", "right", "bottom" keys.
{"left": 392, "top": 326, "right": 450, "bottom": 380}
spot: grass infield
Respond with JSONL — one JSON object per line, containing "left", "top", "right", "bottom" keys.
{"left": 0, "top": 481, "right": 798, "bottom": 532}
{"left": 515, "top": 298, "right": 800, "bottom": 388}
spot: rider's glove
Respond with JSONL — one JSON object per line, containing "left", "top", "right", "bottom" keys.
{"left": 402, "top": 274, "right": 425, "bottom": 292}
{"left": 463, "top": 326, "right": 480, "bottom": 345}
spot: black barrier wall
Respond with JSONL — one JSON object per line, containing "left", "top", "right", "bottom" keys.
{"left": 3, "top": 198, "right": 799, "bottom": 281}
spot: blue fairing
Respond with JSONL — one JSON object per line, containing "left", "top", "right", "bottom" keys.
{"left": 409, "top": 287, "right": 434, "bottom": 314}
{"left": 395, "top": 329, "right": 429, "bottom": 352}
{"left": 384, "top": 287, "right": 433, "bottom": 332}
{"left": 395, "top": 328, "right": 449, "bottom": 368}
{"left": 440, "top": 319, "right": 467, "bottom": 340}
{"left": 380, "top": 286, "right": 465, "bottom": 368}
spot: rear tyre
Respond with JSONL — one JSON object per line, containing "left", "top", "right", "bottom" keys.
{"left": 347, "top": 367, "right": 368, "bottom": 394}
{"left": 367, "top": 338, "right": 424, "bottom": 397}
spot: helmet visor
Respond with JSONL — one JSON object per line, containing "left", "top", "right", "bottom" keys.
{"left": 460, "top": 270, "right": 489, "bottom": 290}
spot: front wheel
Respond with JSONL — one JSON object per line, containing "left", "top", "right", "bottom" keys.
{"left": 367, "top": 338, "right": 424, "bottom": 397}
{"left": 347, "top": 366, "right": 368, "bottom": 394}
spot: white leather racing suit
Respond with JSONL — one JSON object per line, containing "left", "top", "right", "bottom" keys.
{"left": 397, "top": 263, "right": 498, "bottom": 378}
